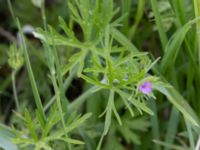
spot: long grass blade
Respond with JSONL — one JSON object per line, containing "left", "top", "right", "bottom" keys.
{"left": 164, "top": 107, "right": 180, "bottom": 150}
{"left": 150, "top": 0, "right": 168, "bottom": 49}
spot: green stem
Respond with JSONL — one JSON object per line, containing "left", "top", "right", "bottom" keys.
{"left": 51, "top": 71, "right": 71, "bottom": 150}
{"left": 11, "top": 70, "right": 20, "bottom": 111}
{"left": 41, "top": 0, "right": 47, "bottom": 31}
{"left": 40, "top": 3, "right": 71, "bottom": 149}
{"left": 44, "top": 67, "right": 77, "bottom": 112}
{"left": 16, "top": 19, "right": 46, "bottom": 123}
{"left": 7, "top": 0, "right": 16, "bottom": 24}
{"left": 51, "top": 73, "right": 67, "bottom": 132}
{"left": 185, "top": 117, "right": 195, "bottom": 150}
{"left": 97, "top": 89, "right": 114, "bottom": 150}
{"left": 51, "top": 41, "right": 69, "bottom": 112}
{"left": 41, "top": 1, "right": 69, "bottom": 113}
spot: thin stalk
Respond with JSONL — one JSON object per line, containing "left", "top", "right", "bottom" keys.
{"left": 7, "top": 0, "right": 16, "bottom": 24}
{"left": 41, "top": 0, "right": 47, "bottom": 31}
{"left": 51, "top": 72, "right": 64, "bottom": 123}
{"left": 51, "top": 39, "right": 69, "bottom": 113}
{"left": 97, "top": 89, "right": 114, "bottom": 150}
{"left": 11, "top": 70, "right": 20, "bottom": 112}
{"left": 51, "top": 72, "right": 71, "bottom": 150}
{"left": 16, "top": 19, "right": 46, "bottom": 123}
{"left": 49, "top": 43, "right": 71, "bottom": 149}
{"left": 40, "top": 3, "right": 71, "bottom": 149}
{"left": 8, "top": 0, "right": 46, "bottom": 122}
{"left": 185, "top": 117, "right": 195, "bottom": 150}
{"left": 41, "top": 1, "right": 68, "bottom": 112}
{"left": 44, "top": 67, "right": 77, "bottom": 112}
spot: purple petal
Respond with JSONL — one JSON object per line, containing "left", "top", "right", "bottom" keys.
{"left": 139, "top": 82, "right": 152, "bottom": 94}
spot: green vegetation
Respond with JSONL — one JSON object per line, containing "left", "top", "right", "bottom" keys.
{"left": 0, "top": 0, "right": 200, "bottom": 149}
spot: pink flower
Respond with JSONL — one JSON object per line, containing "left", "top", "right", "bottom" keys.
{"left": 139, "top": 82, "right": 152, "bottom": 94}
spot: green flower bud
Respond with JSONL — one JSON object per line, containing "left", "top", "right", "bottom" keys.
{"left": 8, "top": 44, "right": 24, "bottom": 70}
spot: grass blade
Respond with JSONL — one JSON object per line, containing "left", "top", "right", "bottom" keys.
{"left": 161, "top": 23, "right": 191, "bottom": 73}
{"left": 150, "top": 0, "right": 168, "bottom": 49}
{"left": 154, "top": 82, "right": 199, "bottom": 127}
{"left": 149, "top": 99, "right": 161, "bottom": 150}
{"left": 164, "top": 107, "right": 180, "bottom": 150}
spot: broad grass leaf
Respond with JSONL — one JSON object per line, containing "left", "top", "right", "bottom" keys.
{"left": 164, "top": 107, "right": 180, "bottom": 150}
{"left": 154, "top": 82, "right": 200, "bottom": 127}
{"left": 161, "top": 23, "right": 191, "bottom": 73}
